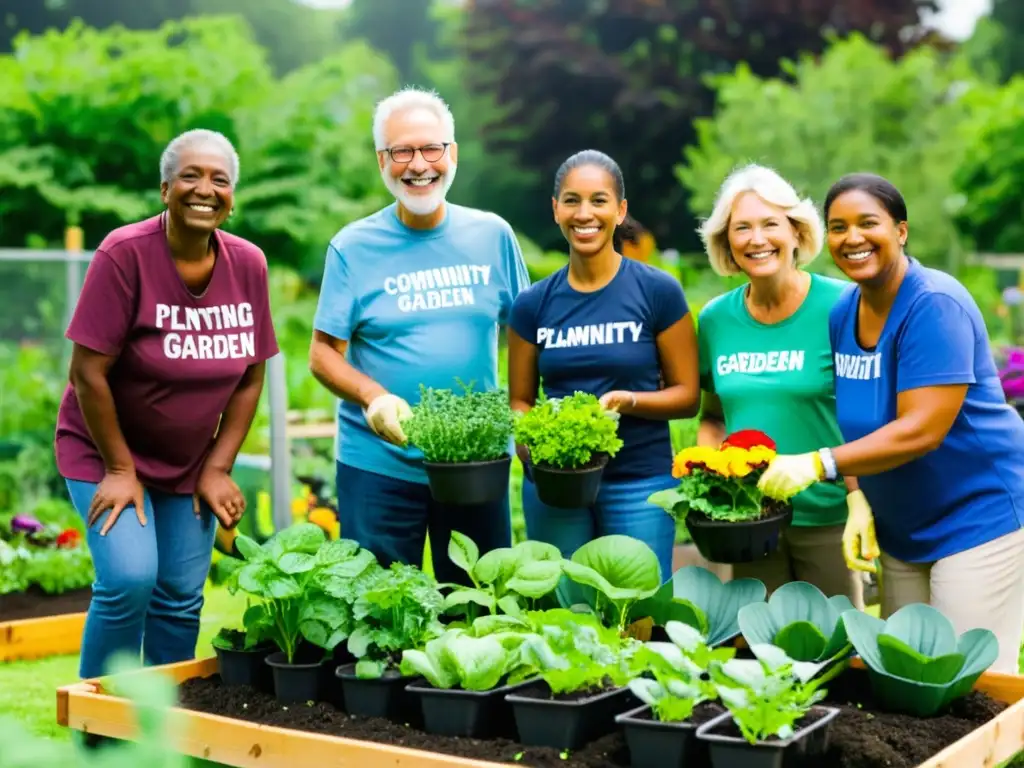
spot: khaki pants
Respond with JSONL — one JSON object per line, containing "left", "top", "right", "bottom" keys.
{"left": 732, "top": 524, "right": 864, "bottom": 609}
{"left": 881, "top": 527, "right": 1024, "bottom": 674}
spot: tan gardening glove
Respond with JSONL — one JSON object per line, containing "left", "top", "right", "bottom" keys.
{"left": 843, "top": 490, "right": 881, "bottom": 573}
{"left": 363, "top": 393, "right": 413, "bottom": 446}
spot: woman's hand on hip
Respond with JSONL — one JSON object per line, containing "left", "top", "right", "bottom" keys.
{"left": 88, "top": 468, "right": 147, "bottom": 536}
{"left": 195, "top": 466, "right": 245, "bottom": 528}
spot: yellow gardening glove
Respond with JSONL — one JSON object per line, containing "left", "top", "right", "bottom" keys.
{"left": 363, "top": 393, "right": 413, "bottom": 446}
{"left": 843, "top": 490, "right": 881, "bottom": 573}
{"left": 757, "top": 452, "right": 824, "bottom": 500}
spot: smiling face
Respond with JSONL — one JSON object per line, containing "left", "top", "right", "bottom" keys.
{"left": 160, "top": 146, "right": 234, "bottom": 234}
{"left": 377, "top": 107, "right": 457, "bottom": 217}
{"left": 726, "top": 191, "right": 800, "bottom": 280}
{"left": 552, "top": 164, "right": 627, "bottom": 257}
{"left": 826, "top": 188, "right": 908, "bottom": 286}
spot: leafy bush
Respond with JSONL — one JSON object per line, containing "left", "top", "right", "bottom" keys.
{"left": 514, "top": 389, "right": 623, "bottom": 470}
{"left": 403, "top": 382, "right": 514, "bottom": 464}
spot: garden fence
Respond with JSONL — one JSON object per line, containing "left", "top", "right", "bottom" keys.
{"left": 0, "top": 244, "right": 293, "bottom": 533}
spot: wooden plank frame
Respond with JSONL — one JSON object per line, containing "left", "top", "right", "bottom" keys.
{"left": 1, "top": 612, "right": 86, "bottom": 662}
{"left": 56, "top": 656, "right": 1024, "bottom": 768}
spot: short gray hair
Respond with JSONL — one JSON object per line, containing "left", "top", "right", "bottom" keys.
{"left": 159, "top": 129, "right": 240, "bottom": 186}
{"left": 372, "top": 87, "right": 455, "bottom": 151}
{"left": 699, "top": 164, "right": 823, "bottom": 277}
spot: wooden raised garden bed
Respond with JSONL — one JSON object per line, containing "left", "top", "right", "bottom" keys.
{"left": 56, "top": 655, "right": 1024, "bottom": 768}
{"left": 0, "top": 586, "right": 90, "bottom": 661}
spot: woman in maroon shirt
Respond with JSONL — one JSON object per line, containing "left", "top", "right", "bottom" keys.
{"left": 56, "top": 129, "right": 279, "bottom": 679}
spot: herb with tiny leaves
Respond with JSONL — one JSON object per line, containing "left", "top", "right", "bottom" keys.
{"left": 403, "top": 381, "right": 514, "bottom": 464}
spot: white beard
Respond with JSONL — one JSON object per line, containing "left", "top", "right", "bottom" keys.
{"left": 382, "top": 162, "right": 457, "bottom": 216}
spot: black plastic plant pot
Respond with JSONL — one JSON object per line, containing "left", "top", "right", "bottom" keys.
{"left": 265, "top": 650, "right": 327, "bottom": 705}
{"left": 615, "top": 702, "right": 727, "bottom": 768}
{"left": 686, "top": 504, "right": 793, "bottom": 564}
{"left": 405, "top": 677, "right": 535, "bottom": 738}
{"left": 695, "top": 705, "right": 840, "bottom": 768}
{"left": 505, "top": 680, "right": 636, "bottom": 750}
{"left": 215, "top": 643, "right": 275, "bottom": 693}
{"left": 423, "top": 455, "right": 512, "bottom": 505}
{"left": 335, "top": 663, "right": 423, "bottom": 725}
{"left": 531, "top": 454, "right": 609, "bottom": 509}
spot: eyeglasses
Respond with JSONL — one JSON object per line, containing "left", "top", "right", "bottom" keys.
{"left": 380, "top": 143, "right": 450, "bottom": 164}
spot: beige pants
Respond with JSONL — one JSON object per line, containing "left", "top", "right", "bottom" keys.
{"left": 732, "top": 524, "right": 865, "bottom": 609}
{"left": 881, "top": 527, "right": 1024, "bottom": 674}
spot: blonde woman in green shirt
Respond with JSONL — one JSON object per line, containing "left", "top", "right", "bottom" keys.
{"left": 695, "top": 164, "right": 871, "bottom": 605}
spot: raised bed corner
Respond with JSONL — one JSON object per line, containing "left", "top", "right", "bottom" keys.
{"left": 54, "top": 656, "right": 1024, "bottom": 768}
{"left": 1, "top": 612, "right": 86, "bottom": 662}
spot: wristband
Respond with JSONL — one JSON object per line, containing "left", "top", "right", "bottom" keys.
{"left": 817, "top": 447, "right": 838, "bottom": 482}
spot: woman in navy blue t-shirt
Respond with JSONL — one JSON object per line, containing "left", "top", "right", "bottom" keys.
{"left": 507, "top": 150, "right": 701, "bottom": 579}
{"left": 759, "top": 173, "right": 1024, "bottom": 672}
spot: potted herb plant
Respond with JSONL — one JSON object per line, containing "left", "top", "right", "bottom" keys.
{"left": 513, "top": 389, "right": 624, "bottom": 508}
{"left": 335, "top": 562, "right": 445, "bottom": 723}
{"left": 615, "top": 621, "right": 733, "bottom": 768}
{"left": 210, "top": 620, "right": 276, "bottom": 693}
{"left": 403, "top": 382, "right": 515, "bottom": 505}
{"left": 648, "top": 430, "right": 793, "bottom": 563}
{"left": 696, "top": 645, "right": 842, "bottom": 768}
{"left": 503, "top": 611, "right": 640, "bottom": 750}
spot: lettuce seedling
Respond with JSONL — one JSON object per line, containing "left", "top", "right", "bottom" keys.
{"left": 738, "top": 580, "right": 854, "bottom": 662}
{"left": 399, "top": 627, "right": 543, "bottom": 690}
{"left": 842, "top": 603, "right": 999, "bottom": 716}
{"left": 513, "top": 389, "right": 623, "bottom": 470}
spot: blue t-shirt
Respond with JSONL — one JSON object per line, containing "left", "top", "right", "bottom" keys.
{"left": 829, "top": 257, "right": 1024, "bottom": 562}
{"left": 313, "top": 202, "right": 530, "bottom": 484}
{"left": 509, "top": 257, "right": 690, "bottom": 481}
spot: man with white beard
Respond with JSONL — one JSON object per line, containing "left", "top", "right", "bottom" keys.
{"left": 309, "top": 87, "right": 529, "bottom": 584}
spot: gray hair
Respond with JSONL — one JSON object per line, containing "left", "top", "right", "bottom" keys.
{"left": 699, "top": 164, "right": 823, "bottom": 277}
{"left": 159, "top": 129, "right": 240, "bottom": 186}
{"left": 372, "top": 87, "right": 455, "bottom": 151}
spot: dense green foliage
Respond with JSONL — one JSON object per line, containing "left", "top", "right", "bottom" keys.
{"left": 403, "top": 383, "right": 515, "bottom": 464}
{"left": 514, "top": 390, "right": 624, "bottom": 470}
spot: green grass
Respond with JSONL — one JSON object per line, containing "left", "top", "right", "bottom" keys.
{"left": 0, "top": 581, "right": 248, "bottom": 742}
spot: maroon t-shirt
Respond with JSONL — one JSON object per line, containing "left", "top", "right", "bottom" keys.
{"left": 55, "top": 215, "right": 279, "bottom": 495}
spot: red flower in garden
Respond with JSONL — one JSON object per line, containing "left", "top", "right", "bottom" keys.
{"left": 56, "top": 528, "right": 82, "bottom": 549}
{"left": 721, "top": 429, "right": 776, "bottom": 451}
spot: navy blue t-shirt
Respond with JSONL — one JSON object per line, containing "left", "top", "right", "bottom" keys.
{"left": 829, "top": 257, "right": 1024, "bottom": 563}
{"left": 509, "top": 257, "right": 690, "bottom": 481}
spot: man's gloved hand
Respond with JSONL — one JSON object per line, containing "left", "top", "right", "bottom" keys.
{"left": 363, "top": 393, "right": 413, "bottom": 446}
{"left": 843, "top": 489, "right": 881, "bottom": 573}
{"left": 757, "top": 452, "right": 824, "bottom": 500}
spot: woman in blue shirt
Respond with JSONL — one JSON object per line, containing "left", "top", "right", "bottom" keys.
{"left": 507, "top": 150, "right": 701, "bottom": 580}
{"left": 759, "top": 173, "right": 1024, "bottom": 672}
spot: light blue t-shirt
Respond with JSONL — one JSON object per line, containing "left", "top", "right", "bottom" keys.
{"left": 829, "top": 257, "right": 1024, "bottom": 562}
{"left": 313, "top": 202, "right": 530, "bottom": 484}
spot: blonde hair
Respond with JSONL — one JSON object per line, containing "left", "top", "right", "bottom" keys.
{"left": 698, "top": 164, "right": 823, "bottom": 277}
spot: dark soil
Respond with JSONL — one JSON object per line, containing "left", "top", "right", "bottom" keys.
{"left": 707, "top": 704, "right": 831, "bottom": 742}
{"left": 760, "top": 496, "right": 793, "bottom": 518}
{"left": 0, "top": 585, "right": 92, "bottom": 621}
{"left": 623, "top": 700, "right": 725, "bottom": 727}
{"left": 175, "top": 667, "right": 1007, "bottom": 768}
{"left": 512, "top": 678, "right": 619, "bottom": 703}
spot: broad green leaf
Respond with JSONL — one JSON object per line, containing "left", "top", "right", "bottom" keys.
{"left": 506, "top": 560, "right": 563, "bottom": 598}
{"left": 877, "top": 634, "right": 965, "bottom": 685}
{"left": 561, "top": 534, "right": 661, "bottom": 604}
{"left": 278, "top": 552, "right": 317, "bottom": 575}
{"left": 234, "top": 534, "right": 263, "bottom": 562}
{"left": 448, "top": 530, "right": 480, "bottom": 576}
{"left": 443, "top": 588, "right": 495, "bottom": 611}
{"left": 738, "top": 581, "right": 850, "bottom": 662}
{"left": 773, "top": 621, "right": 828, "bottom": 662}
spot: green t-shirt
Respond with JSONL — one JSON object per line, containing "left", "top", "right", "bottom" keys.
{"left": 697, "top": 274, "right": 848, "bottom": 527}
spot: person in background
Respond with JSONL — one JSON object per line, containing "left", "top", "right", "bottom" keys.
{"left": 695, "top": 164, "right": 864, "bottom": 605}
{"left": 56, "top": 129, "right": 279, "bottom": 679}
{"left": 759, "top": 172, "right": 1024, "bottom": 672}
{"left": 507, "top": 150, "right": 700, "bottom": 580}
{"left": 309, "top": 87, "right": 529, "bottom": 584}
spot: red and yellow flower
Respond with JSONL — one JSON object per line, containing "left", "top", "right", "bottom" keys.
{"left": 671, "top": 432, "right": 776, "bottom": 480}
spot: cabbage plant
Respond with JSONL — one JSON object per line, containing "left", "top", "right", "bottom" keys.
{"left": 737, "top": 581, "right": 855, "bottom": 662}
{"left": 842, "top": 603, "right": 999, "bottom": 717}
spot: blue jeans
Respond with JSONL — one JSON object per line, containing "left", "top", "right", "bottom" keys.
{"left": 335, "top": 462, "right": 511, "bottom": 586}
{"left": 65, "top": 479, "right": 216, "bottom": 679}
{"left": 522, "top": 473, "right": 678, "bottom": 582}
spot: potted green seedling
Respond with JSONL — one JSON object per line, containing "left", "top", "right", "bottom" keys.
{"left": 210, "top": 618, "right": 276, "bottom": 693}
{"left": 403, "top": 382, "right": 515, "bottom": 505}
{"left": 513, "top": 389, "right": 623, "bottom": 508}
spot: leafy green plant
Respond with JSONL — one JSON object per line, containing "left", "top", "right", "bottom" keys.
{"left": 629, "top": 565, "right": 766, "bottom": 646}
{"left": 738, "top": 581, "right": 855, "bottom": 663}
{"left": 403, "top": 381, "right": 514, "bottom": 463}
{"left": 628, "top": 621, "right": 735, "bottom": 722}
{"left": 228, "top": 524, "right": 379, "bottom": 663}
{"left": 842, "top": 603, "right": 999, "bottom": 717}
{"left": 709, "top": 644, "right": 844, "bottom": 744}
{"left": 443, "top": 530, "right": 564, "bottom": 620}
{"left": 347, "top": 562, "right": 446, "bottom": 678}
{"left": 557, "top": 535, "right": 662, "bottom": 631}
{"left": 399, "top": 627, "right": 542, "bottom": 690}
{"left": 513, "top": 389, "right": 623, "bottom": 469}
